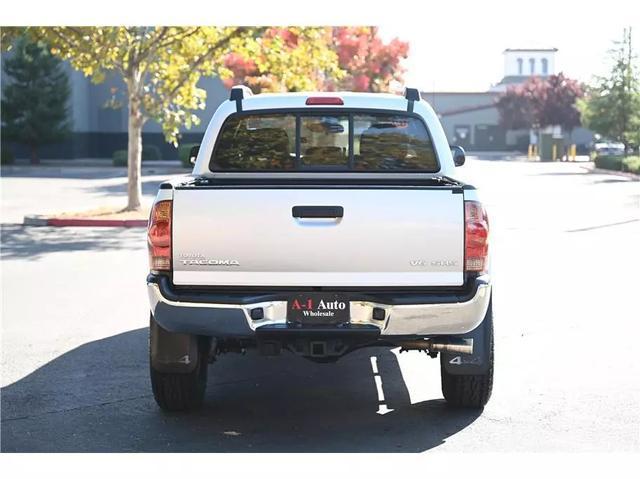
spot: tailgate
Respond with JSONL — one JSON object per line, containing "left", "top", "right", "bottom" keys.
{"left": 172, "top": 188, "right": 464, "bottom": 287}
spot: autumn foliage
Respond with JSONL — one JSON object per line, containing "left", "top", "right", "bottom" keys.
{"left": 329, "top": 27, "right": 409, "bottom": 92}
{"left": 220, "top": 27, "right": 342, "bottom": 93}
{"left": 222, "top": 27, "right": 409, "bottom": 93}
{"left": 496, "top": 73, "right": 583, "bottom": 131}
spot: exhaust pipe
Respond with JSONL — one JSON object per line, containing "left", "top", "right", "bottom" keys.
{"left": 395, "top": 338, "right": 473, "bottom": 355}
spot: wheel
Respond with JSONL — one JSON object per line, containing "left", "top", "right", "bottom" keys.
{"left": 440, "top": 303, "right": 494, "bottom": 408}
{"left": 149, "top": 316, "right": 210, "bottom": 412}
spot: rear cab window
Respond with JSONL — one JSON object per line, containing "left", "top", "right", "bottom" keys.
{"left": 210, "top": 110, "right": 440, "bottom": 172}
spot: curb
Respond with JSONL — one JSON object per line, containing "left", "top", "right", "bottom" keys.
{"left": 23, "top": 216, "right": 148, "bottom": 227}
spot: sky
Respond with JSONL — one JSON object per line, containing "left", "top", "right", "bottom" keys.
{"left": 378, "top": 1, "right": 640, "bottom": 92}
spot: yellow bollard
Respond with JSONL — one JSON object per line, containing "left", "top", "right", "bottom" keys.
{"left": 528, "top": 144, "right": 533, "bottom": 159}
{"left": 571, "top": 144, "right": 576, "bottom": 161}
{"left": 552, "top": 144, "right": 557, "bottom": 161}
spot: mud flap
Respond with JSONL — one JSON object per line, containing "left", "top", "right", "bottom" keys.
{"left": 441, "top": 296, "right": 493, "bottom": 375}
{"left": 150, "top": 313, "right": 200, "bottom": 374}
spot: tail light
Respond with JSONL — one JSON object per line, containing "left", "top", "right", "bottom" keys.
{"left": 148, "top": 200, "right": 172, "bottom": 271}
{"left": 464, "top": 201, "right": 489, "bottom": 273}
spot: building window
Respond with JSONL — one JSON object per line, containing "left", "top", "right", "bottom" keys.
{"left": 529, "top": 58, "right": 535, "bottom": 74}
{"left": 541, "top": 58, "right": 548, "bottom": 75}
{"left": 517, "top": 58, "right": 523, "bottom": 75}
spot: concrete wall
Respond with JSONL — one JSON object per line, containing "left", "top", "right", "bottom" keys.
{"left": 423, "top": 92, "right": 508, "bottom": 151}
{"left": 65, "top": 64, "right": 229, "bottom": 135}
{"left": 423, "top": 92, "right": 498, "bottom": 114}
{"left": 438, "top": 107, "right": 501, "bottom": 146}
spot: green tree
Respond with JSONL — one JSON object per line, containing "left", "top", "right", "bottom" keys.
{"left": 1, "top": 36, "right": 70, "bottom": 164}
{"left": 580, "top": 27, "right": 640, "bottom": 151}
{"left": 20, "top": 27, "right": 341, "bottom": 211}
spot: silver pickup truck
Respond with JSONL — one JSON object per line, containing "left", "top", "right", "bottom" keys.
{"left": 147, "top": 86, "right": 493, "bottom": 412}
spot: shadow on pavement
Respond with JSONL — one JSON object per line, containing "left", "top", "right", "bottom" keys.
{"left": 1, "top": 328, "right": 481, "bottom": 452}
{"left": 529, "top": 170, "right": 589, "bottom": 176}
{"left": 88, "top": 178, "right": 178, "bottom": 197}
{"left": 0, "top": 165, "right": 186, "bottom": 180}
{"left": 0, "top": 225, "right": 144, "bottom": 260}
{"left": 593, "top": 177, "right": 637, "bottom": 184}
{"left": 0, "top": 166, "right": 124, "bottom": 180}
{"left": 529, "top": 170, "right": 638, "bottom": 184}
{"left": 467, "top": 152, "right": 528, "bottom": 161}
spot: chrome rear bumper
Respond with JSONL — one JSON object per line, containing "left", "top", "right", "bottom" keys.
{"left": 147, "top": 276, "right": 491, "bottom": 337}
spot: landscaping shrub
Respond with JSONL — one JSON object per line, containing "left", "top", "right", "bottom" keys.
{"left": 1, "top": 148, "right": 15, "bottom": 165}
{"left": 112, "top": 150, "right": 128, "bottom": 166}
{"left": 594, "top": 155, "right": 624, "bottom": 171}
{"left": 178, "top": 142, "right": 199, "bottom": 168}
{"left": 143, "top": 144, "right": 162, "bottom": 162}
{"left": 112, "top": 145, "right": 163, "bottom": 166}
{"left": 623, "top": 156, "right": 640, "bottom": 174}
{"left": 594, "top": 155, "right": 640, "bottom": 174}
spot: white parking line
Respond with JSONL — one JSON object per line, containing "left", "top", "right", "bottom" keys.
{"left": 374, "top": 375, "right": 385, "bottom": 401}
{"left": 370, "top": 356, "right": 379, "bottom": 374}
{"left": 370, "top": 356, "right": 393, "bottom": 415}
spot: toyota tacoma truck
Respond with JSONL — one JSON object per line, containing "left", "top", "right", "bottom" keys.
{"left": 147, "top": 86, "right": 493, "bottom": 412}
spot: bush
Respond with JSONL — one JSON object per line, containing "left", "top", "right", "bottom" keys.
{"left": 112, "top": 145, "right": 163, "bottom": 166}
{"left": 623, "top": 156, "right": 640, "bottom": 174}
{"left": 594, "top": 155, "right": 640, "bottom": 174}
{"left": 143, "top": 144, "right": 162, "bottom": 162}
{"left": 594, "top": 155, "right": 624, "bottom": 171}
{"left": 1, "top": 148, "right": 15, "bottom": 165}
{"left": 112, "top": 150, "right": 127, "bottom": 166}
{"left": 178, "top": 142, "right": 199, "bottom": 168}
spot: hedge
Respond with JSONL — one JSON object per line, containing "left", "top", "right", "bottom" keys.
{"left": 112, "top": 150, "right": 128, "bottom": 166}
{"left": 594, "top": 155, "right": 640, "bottom": 174}
{"left": 112, "top": 145, "right": 163, "bottom": 166}
{"left": 178, "top": 142, "right": 199, "bottom": 168}
{"left": 1, "top": 148, "right": 15, "bottom": 165}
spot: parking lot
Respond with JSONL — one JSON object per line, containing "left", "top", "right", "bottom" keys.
{"left": 1, "top": 156, "right": 639, "bottom": 452}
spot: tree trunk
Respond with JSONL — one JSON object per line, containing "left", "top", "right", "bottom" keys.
{"left": 126, "top": 84, "right": 143, "bottom": 211}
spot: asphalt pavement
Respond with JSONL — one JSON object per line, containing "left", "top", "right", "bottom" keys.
{"left": 1, "top": 156, "right": 638, "bottom": 452}
{"left": 0, "top": 162, "right": 188, "bottom": 224}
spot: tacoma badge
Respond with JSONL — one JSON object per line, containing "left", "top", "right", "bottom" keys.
{"left": 181, "top": 259, "right": 240, "bottom": 266}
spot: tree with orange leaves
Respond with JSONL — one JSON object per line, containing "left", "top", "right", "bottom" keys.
{"left": 330, "top": 27, "right": 409, "bottom": 92}
{"left": 222, "top": 27, "right": 409, "bottom": 94}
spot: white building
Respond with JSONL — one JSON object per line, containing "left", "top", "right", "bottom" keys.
{"left": 504, "top": 48, "right": 556, "bottom": 77}
{"left": 490, "top": 48, "right": 558, "bottom": 92}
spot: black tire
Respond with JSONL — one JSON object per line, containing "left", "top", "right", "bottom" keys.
{"left": 149, "top": 321, "right": 209, "bottom": 412}
{"left": 440, "top": 307, "right": 494, "bottom": 409}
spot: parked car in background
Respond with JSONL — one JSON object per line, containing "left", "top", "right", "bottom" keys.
{"left": 593, "top": 141, "right": 625, "bottom": 157}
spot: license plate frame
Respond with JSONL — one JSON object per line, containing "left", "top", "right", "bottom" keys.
{"left": 287, "top": 293, "right": 350, "bottom": 325}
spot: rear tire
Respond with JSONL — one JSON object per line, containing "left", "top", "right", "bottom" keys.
{"left": 149, "top": 319, "right": 209, "bottom": 412}
{"left": 440, "top": 307, "right": 494, "bottom": 408}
